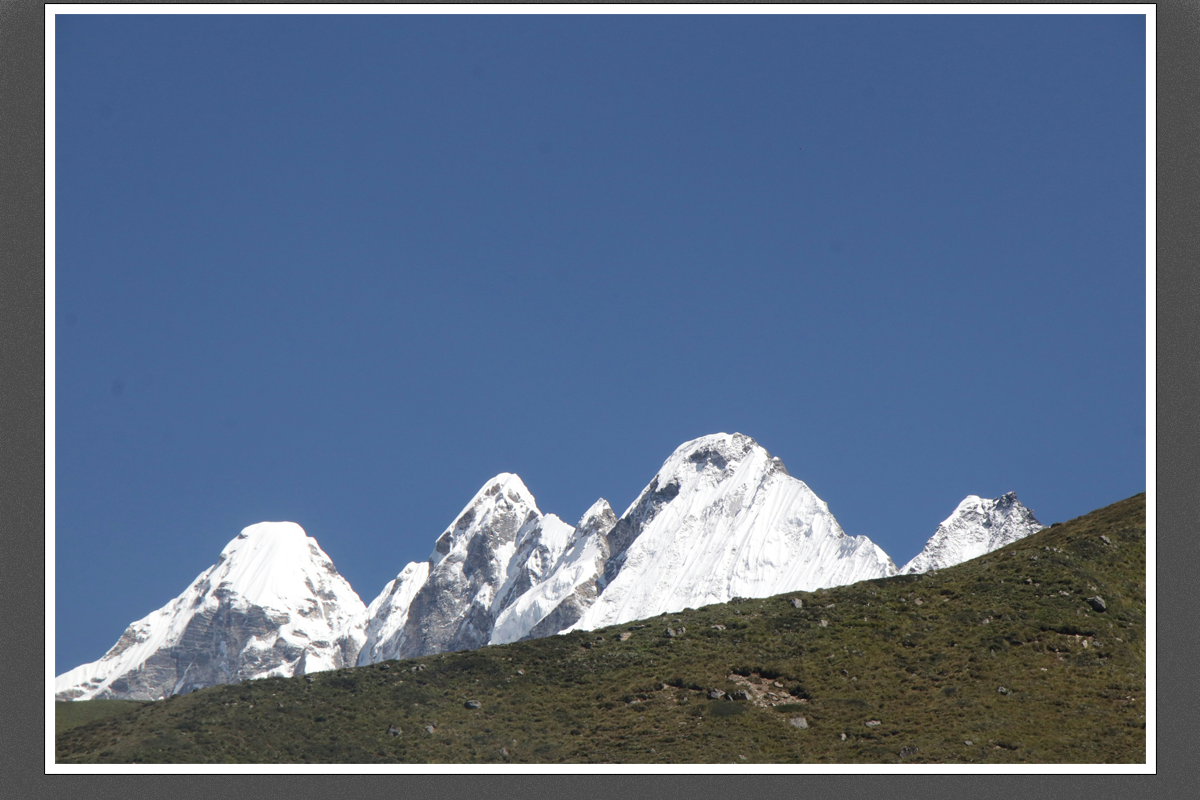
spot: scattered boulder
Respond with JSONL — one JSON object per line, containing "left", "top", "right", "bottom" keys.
{"left": 865, "top": 720, "right": 881, "bottom": 727}
{"left": 516, "top": 669, "right": 524, "bottom": 675}
{"left": 710, "top": 624, "right": 726, "bottom": 631}
{"left": 964, "top": 740, "right": 974, "bottom": 746}
{"left": 464, "top": 700, "right": 482, "bottom": 709}
{"left": 423, "top": 724, "right": 436, "bottom": 734}
{"left": 1100, "top": 535, "right": 1111, "bottom": 545}
{"left": 304, "top": 676, "right": 315, "bottom": 684}
{"left": 411, "top": 664, "right": 427, "bottom": 673}
{"left": 708, "top": 688, "right": 726, "bottom": 700}
{"left": 618, "top": 632, "right": 632, "bottom": 641}
{"left": 819, "top": 619, "right": 828, "bottom": 628}
{"left": 378, "top": 663, "right": 390, "bottom": 670}
{"left": 664, "top": 627, "right": 677, "bottom": 638}
{"left": 387, "top": 724, "right": 402, "bottom": 737}
{"left": 839, "top": 733, "right": 847, "bottom": 741}
{"left": 790, "top": 598, "right": 803, "bottom": 609}
{"left": 733, "top": 689, "right": 751, "bottom": 702}
{"left": 899, "top": 746, "right": 918, "bottom": 759}
{"left": 499, "top": 746, "right": 509, "bottom": 757}
{"left": 1087, "top": 596, "right": 1107, "bottom": 612}
{"left": 997, "top": 686, "right": 1010, "bottom": 695}
{"left": 789, "top": 717, "right": 809, "bottom": 729}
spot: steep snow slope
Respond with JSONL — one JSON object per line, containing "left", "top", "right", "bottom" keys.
{"left": 900, "top": 492, "right": 1045, "bottom": 574}
{"left": 347, "top": 560, "right": 431, "bottom": 666}
{"left": 491, "top": 498, "right": 618, "bottom": 645}
{"left": 55, "top": 522, "right": 365, "bottom": 701}
{"left": 561, "top": 433, "right": 897, "bottom": 633}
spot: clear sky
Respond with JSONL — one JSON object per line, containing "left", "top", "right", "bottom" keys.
{"left": 53, "top": 12, "right": 1146, "bottom": 675}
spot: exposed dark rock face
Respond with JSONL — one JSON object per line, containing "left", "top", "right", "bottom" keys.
{"left": 397, "top": 475, "right": 549, "bottom": 658}
{"left": 521, "top": 576, "right": 602, "bottom": 641}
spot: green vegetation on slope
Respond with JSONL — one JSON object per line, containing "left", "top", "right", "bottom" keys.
{"left": 56, "top": 493, "right": 1146, "bottom": 764}
{"left": 55, "top": 699, "right": 147, "bottom": 736}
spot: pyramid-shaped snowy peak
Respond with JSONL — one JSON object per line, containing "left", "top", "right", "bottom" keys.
{"left": 900, "top": 492, "right": 1045, "bottom": 575}
{"left": 555, "top": 433, "right": 898, "bottom": 633}
{"left": 55, "top": 522, "right": 365, "bottom": 701}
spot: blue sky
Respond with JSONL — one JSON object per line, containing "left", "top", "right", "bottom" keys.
{"left": 54, "top": 13, "right": 1146, "bottom": 674}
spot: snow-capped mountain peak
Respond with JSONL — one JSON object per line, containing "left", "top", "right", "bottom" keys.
{"left": 429, "top": 473, "right": 540, "bottom": 567}
{"left": 349, "top": 472, "right": 582, "bottom": 661}
{"left": 900, "top": 492, "right": 1046, "bottom": 574}
{"left": 57, "top": 437, "right": 1050, "bottom": 701}
{"left": 578, "top": 498, "right": 617, "bottom": 532}
{"left": 565, "top": 433, "right": 897, "bottom": 632}
{"left": 55, "top": 522, "right": 365, "bottom": 701}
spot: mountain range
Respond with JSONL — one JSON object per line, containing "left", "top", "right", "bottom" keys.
{"left": 55, "top": 433, "right": 1045, "bottom": 702}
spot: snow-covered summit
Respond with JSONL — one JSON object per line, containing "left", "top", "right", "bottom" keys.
{"left": 565, "top": 433, "right": 897, "bottom": 632}
{"left": 900, "top": 492, "right": 1045, "bottom": 574}
{"left": 346, "top": 472, "right": 583, "bottom": 662}
{"left": 55, "top": 522, "right": 365, "bottom": 702}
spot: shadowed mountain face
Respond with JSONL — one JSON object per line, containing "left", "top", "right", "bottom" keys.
{"left": 396, "top": 476, "right": 542, "bottom": 658}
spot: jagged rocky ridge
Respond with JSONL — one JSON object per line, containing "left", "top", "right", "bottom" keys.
{"left": 54, "top": 522, "right": 366, "bottom": 702}
{"left": 57, "top": 433, "right": 1046, "bottom": 700}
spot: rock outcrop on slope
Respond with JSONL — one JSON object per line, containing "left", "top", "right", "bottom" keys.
{"left": 900, "top": 492, "right": 1046, "bottom": 575}
{"left": 54, "top": 522, "right": 365, "bottom": 701}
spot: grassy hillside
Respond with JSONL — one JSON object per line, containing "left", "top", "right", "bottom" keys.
{"left": 55, "top": 699, "right": 147, "bottom": 736}
{"left": 56, "top": 493, "right": 1146, "bottom": 764}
